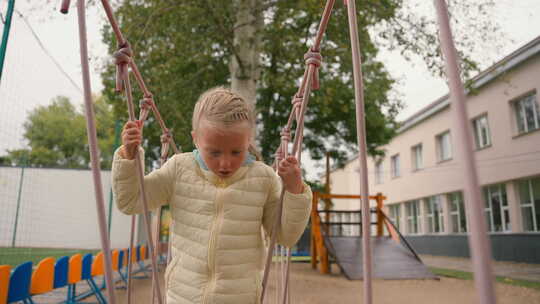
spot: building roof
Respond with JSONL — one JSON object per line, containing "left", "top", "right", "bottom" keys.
{"left": 398, "top": 35, "right": 540, "bottom": 133}
{"left": 334, "top": 35, "right": 540, "bottom": 172}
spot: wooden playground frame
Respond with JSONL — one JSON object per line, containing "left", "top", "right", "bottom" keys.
{"left": 311, "top": 192, "right": 405, "bottom": 274}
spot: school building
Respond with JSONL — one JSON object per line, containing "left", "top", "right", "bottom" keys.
{"left": 329, "top": 36, "right": 540, "bottom": 263}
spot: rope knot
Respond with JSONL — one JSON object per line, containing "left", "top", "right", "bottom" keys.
{"left": 160, "top": 129, "right": 172, "bottom": 163}
{"left": 304, "top": 49, "right": 323, "bottom": 90}
{"left": 280, "top": 128, "right": 291, "bottom": 143}
{"left": 114, "top": 42, "right": 133, "bottom": 92}
{"left": 138, "top": 97, "right": 154, "bottom": 122}
{"left": 275, "top": 150, "right": 284, "bottom": 162}
{"left": 291, "top": 95, "right": 303, "bottom": 108}
{"left": 160, "top": 129, "right": 172, "bottom": 144}
{"left": 291, "top": 94, "right": 303, "bottom": 120}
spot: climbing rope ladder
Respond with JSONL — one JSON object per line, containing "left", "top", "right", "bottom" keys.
{"left": 66, "top": 0, "right": 497, "bottom": 303}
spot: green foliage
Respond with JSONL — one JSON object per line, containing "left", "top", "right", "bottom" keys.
{"left": 2, "top": 96, "right": 117, "bottom": 169}
{"left": 99, "top": 0, "right": 499, "bottom": 171}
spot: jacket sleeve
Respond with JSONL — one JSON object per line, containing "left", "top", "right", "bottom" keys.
{"left": 112, "top": 147, "right": 178, "bottom": 215}
{"left": 262, "top": 171, "right": 312, "bottom": 248}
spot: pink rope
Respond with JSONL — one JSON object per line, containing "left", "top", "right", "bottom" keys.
{"left": 75, "top": 1, "right": 117, "bottom": 303}
{"left": 345, "top": 0, "right": 373, "bottom": 303}
{"left": 261, "top": 1, "right": 336, "bottom": 302}
{"left": 433, "top": 1, "right": 496, "bottom": 303}
{"left": 117, "top": 48, "right": 164, "bottom": 304}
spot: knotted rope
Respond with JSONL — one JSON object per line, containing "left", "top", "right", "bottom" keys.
{"left": 261, "top": 2, "right": 336, "bottom": 303}
{"left": 65, "top": 1, "right": 182, "bottom": 303}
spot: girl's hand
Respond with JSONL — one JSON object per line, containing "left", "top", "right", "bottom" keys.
{"left": 278, "top": 156, "right": 304, "bottom": 194}
{"left": 120, "top": 121, "right": 142, "bottom": 160}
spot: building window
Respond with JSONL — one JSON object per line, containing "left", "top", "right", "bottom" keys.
{"left": 426, "top": 195, "right": 444, "bottom": 233}
{"left": 472, "top": 114, "right": 491, "bottom": 149}
{"left": 436, "top": 131, "right": 452, "bottom": 162}
{"left": 375, "top": 160, "right": 383, "bottom": 184}
{"left": 411, "top": 144, "right": 423, "bottom": 171}
{"left": 483, "top": 184, "right": 510, "bottom": 232}
{"left": 405, "top": 200, "right": 420, "bottom": 234}
{"left": 388, "top": 204, "right": 401, "bottom": 231}
{"left": 391, "top": 154, "right": 400, "bottom": 178}
{"left": 518, "top": 177, "right": 540, "bottom": 232}
{"left": 449, "top": 192, "right": 467, "bottom": 233}
{"left": 513, "top": 93, "right": 540, "bottom": 134}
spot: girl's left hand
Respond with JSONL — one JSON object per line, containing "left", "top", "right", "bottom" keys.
{"left": 278, "top": 156, "right": 304, "bottom": 194}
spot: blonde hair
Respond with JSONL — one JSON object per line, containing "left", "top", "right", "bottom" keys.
{"left": 192, "top": 87, "right": 262, "bottom": 160}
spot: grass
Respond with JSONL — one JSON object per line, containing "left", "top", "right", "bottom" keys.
{"left": 0, "top": 247, "right": 99, "bottom": 267}
{"left": 272, "top": 256, "right": 312, "bottom": 263}
{"left": 429, "top": 267, "right": 540, "bottom": 291}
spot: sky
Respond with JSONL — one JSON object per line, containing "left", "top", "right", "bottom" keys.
{"left": 1, "top": 0, "right": 539, "bottom": 179}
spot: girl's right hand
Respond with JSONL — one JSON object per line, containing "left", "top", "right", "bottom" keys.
{"left": 120, "top": 121, "right": 142, "bottom": 160}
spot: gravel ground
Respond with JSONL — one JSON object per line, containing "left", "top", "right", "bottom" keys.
{"left": 76, "top": 262, "right": 540, "bottom": 304}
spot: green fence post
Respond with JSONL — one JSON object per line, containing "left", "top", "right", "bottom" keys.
{"left": 0, "top": 0, "right": 16, "bottom": 84}
{"left": 12, "top": 155, "right": 26, "bottom": 247}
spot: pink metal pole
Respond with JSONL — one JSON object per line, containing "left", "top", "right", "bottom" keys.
{"left": 126, "top": 216, "right": 137, "bottom": 304}
{"left": 433, "top": 1, "right": 496, "bottom": 304}
{"left": 75, "top": 1, "right": 117, "bottom": 303}
{"left": 345, "top": 1, "right": 373, "bottom": 303}
{"left": 60, "top": 0, "right": 70, "bottom": 14}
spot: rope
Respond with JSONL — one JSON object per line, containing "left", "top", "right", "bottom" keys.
{"left": 64, "top": 1, "right": 182, "bottom": 303}
{"left": 260, "top": 1, "right": 336, "bottom": 303}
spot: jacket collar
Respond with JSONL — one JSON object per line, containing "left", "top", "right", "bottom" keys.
{"left": 192, "top": 150, "right": 253, "bottom": 188}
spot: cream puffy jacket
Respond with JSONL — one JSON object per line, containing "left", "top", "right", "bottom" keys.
{"left": 112, "top": 150, "right": 312, "bottom": 304}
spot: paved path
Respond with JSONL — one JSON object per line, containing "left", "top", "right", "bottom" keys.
{"left": 420, "top": 254, "right": 540, "bottom": 282}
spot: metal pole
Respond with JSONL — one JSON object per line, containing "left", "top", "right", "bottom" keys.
{"left": 11, "top": 156, "right": 25, "bottom": 247}
{"left": 0, "top": 0, "right": 16, "bottom": 84}
{"left": 433, "top": 1, "right": 496, "bottom": 304}
{"left": 345, "top": 1, "right": 373, "bottom": 303}
{"left": 76, "top": 1, "right": 117, "bottom": 302}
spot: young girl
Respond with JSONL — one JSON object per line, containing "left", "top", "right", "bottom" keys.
{"left": 112, "top": 87, "right": 312, "bottom": 304}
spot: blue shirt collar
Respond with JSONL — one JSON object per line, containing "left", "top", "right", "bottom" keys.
{"left": 193, "top": 149, "right": 256, "bottom": 171}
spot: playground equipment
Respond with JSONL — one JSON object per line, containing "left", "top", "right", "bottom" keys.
{"left": 311, "top": 192, "right": 436, "bottom": 280}
{"left": 69, "top": 0, "right": 498, "bottom": 302}
{"left": 1, "top": 0, "right": 498, "bottom": 303}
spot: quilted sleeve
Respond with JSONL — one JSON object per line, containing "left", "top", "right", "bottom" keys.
{"left": 262, "top": 171, "right": 312, "bottom": 248}
{"left": 112, "top": 147, "right": 179, "bottom": 215}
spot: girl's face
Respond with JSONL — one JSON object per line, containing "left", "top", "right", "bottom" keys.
{"left": 192, "top": 121, "right": 251, "bottom": 179}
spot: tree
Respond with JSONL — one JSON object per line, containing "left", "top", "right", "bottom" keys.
{"left": 2, "top": 96, "right": 117, "bottom": 169}
{"left": 99, "top": 0, "right": 501, "bottom": 170}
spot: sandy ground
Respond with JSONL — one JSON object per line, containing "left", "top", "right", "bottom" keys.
{"left": 73, "top": 262, "right": 540, "bottom": 304}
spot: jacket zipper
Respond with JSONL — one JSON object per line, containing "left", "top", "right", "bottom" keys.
{"left": 202, "top": 179, "right": 226, "bottom": 304}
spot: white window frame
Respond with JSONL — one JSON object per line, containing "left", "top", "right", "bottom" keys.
{"left": 426, "top": 195, "right": 444, "bottom": 233}
{"left": 375, "top": 160, "right": 383, "bottom": 184}
{"left": 484, "top": 184, "right": 510, "bottom": 232}
{"left": 411, "top": 144, "right": 423, "bottom": 171}
{"left": 391, "top": 154, "right": 400, "bottom": 178}
{"left": 518, "top": 178, "right": 540, "bottom": 232}
{"left": 436, "top": 131, "right": 452, "bottom": 162}
{"left": 388, "top": 204, "right": 401, "bottom": 231}
{"left": 513, "top": 92, "right": 540, "bottom": 134}
{"left": 405, "top": 200, "right": 420, "bottom": 235}
{"left": 449, "top": 192, "right": 467, "bottom": 233}
{"left": 472, "top": 114, "right": 491, "bottom": 149}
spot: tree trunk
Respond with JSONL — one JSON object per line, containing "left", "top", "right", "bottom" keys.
{"left": 230, "top": 0, "right": 262, "bottom": 107}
